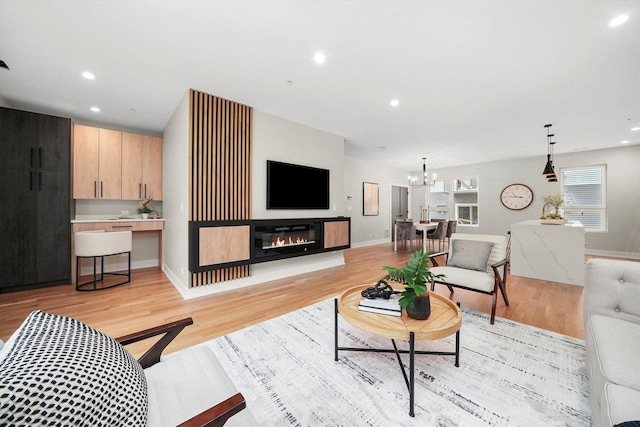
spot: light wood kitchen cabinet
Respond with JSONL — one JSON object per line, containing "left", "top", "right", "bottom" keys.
{"left": 122, "top": 133, "right": 163, "bottom": 200}
{"left": 74, "top": 125, "right": 162, "bottom": 200}
{"left": 73, "top": 125, "right": 122, "bottom": 199}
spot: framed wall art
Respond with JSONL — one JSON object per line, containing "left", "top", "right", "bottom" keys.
{"left": 363, "top": 182, "right": 379, "bottom": 216}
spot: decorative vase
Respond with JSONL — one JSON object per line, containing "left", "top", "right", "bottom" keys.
{"left": 406, "top": 294, "right": 431, "bottom": 320}
{"left": 142, "top": 213, "right": 149, "bottom": 219}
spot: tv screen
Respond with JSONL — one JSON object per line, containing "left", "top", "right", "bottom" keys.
{"left": 267, "top": 160, "right": 330, "bottom": 209}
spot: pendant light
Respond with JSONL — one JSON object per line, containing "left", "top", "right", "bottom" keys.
{"left": 542, "top": 124, "right": 558, "bottom": 182}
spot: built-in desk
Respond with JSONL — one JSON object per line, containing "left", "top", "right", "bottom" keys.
{"left": 510, "top": 219, "right": 585, "bottom": 286}
{"left": 71, "top": 219, "right": 165, "bottom": 283}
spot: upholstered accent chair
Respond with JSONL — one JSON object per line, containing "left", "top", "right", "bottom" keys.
{"left": 0, "top": 311, "right": 256, "bottom": 426}
{"left": 429, "top": 233, "right": 510, "bottom": 324}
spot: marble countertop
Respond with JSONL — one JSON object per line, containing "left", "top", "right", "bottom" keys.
{"left": 71, "top": 216, "right": 164, "bottom": 223}
{"left": 517, "top": 219, "right": 584, "bottom": 227}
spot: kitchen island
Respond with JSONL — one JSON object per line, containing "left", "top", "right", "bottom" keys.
{"left": 510, "top": 219, "right": 585, "bottom": 286}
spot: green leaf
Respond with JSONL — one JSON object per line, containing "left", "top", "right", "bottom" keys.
{"left": 381, "top": 249, "right": 445, "bottom": 310}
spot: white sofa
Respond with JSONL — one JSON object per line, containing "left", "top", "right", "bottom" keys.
{"left": 583, "top": 259, "right": 640, "bottom": 426}
{"left": 0, "top": 311, "right": 258, "bottom": 426}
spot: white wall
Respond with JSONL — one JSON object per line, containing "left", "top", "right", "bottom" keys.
{"left": 161, "top": 91, "right": 190, "bottom": 291}
{"left": 252, "top": 110, "right": 345, "bottom": 218}
{"left": 343, "top": 156, "right": 409, "bottom": 246}
{"left": 162, "top": 97, "right": 349, "bottom": 297}
{"left": 0, "top": 95, "right": 12, "bottom": 107}
{"left": 427, "top": 145, "right": 640, "bottom": 258}
{"left": 248, "top": 110, "right": 347, "bottom": 283}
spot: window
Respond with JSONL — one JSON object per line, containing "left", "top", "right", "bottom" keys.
{"left": 561, "top": 165, "right": 606, "bottom": 232}
{"left": 428, "top": 180, "right": 450, "bottom": 221}
{"left": 453, "top": 176, "right": 479, "bottom": 226}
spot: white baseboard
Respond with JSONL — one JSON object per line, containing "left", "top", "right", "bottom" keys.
{"left": 351, "top": 238, "right": 390, "bottom": 248}
{"left": 162, "top": 264, "right": 189, "bottom": 298}
{"left": 586, "top": 249, "right": 640, "bottom": 260}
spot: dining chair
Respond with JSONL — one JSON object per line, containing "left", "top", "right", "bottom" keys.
{"left": 445, "top": 220, "right": 457, "bottom": 248}
{"left": 426, "top": 221, "right": 448, "bottom": 252}
{"left": 395, "top": 220, "right": 415, "bottom": 249}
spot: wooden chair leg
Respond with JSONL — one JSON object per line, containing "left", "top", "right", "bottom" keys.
{"left": 490, "top": 292, "right": 498, "bottom": 324}
{"left": 498, "top": 280, "right": 509, "bottom": 305}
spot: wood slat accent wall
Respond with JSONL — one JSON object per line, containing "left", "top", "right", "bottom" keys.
{"left": 189, "top": 89, "right": 252, "bottom": 286}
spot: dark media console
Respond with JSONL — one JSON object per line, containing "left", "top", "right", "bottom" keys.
{"left": 188, "top": 217, "right": 350, "bottom": 273}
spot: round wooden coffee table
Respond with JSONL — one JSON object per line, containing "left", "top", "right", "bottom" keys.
{"left": 334, "top": 284, "right": 462, "bottom": 417}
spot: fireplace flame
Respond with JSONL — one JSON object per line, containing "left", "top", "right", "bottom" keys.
{"left": 271, "top": 236, "right": 309, "bottom": 247}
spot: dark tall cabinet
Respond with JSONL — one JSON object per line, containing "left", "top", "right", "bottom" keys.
{"left": 0, "top": 107, "right": 71, "bottom": 293}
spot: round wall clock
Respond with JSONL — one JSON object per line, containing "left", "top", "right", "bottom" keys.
{"left": 500, "top": 183, "right": 534, "bottom": 210}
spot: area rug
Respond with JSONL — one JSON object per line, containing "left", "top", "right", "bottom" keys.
{"left": 203, "top": 298, "right": 591, "bottom": 426}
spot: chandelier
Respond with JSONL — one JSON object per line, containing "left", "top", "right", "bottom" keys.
{"left": 408, "top": 157, "right": 436, "bottom": 187}
{"left": 542, "top": 124, "right": 558, "bottom": 182}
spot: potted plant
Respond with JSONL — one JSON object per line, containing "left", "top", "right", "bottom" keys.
{"left": 382, "top": 249, "right": 445, "bottom": 320}
{"left": 137, "top": 205, "right": 153, "bottom": 219}
{"left": 540, "top": 193, "right": 566, "bottom": 223}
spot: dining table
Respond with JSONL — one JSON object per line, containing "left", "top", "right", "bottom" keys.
{"left": 394, "top": 222, "right": 439, "bottom": 252}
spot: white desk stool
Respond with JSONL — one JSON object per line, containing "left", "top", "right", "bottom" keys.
{"left": 75, "top": 230, "right": 132, "bottom": 291}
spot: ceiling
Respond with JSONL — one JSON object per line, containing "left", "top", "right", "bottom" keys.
{"left": 1, "top": 0, "right": 639, "bottom": 171}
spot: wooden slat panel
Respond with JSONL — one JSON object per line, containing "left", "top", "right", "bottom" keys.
{"left": 189, "top": 89, "right": 252, "bottom": 286}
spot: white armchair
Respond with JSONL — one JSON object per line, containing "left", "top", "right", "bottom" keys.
{"left": 429, "top": 233, "right": 510, "bottom": 324}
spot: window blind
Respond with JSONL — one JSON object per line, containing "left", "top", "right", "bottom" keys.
{"left": 561, "top": 165, "right": 606, "bottom": 232}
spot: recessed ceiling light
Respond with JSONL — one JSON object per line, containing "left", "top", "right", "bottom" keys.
{"left": 313, "top": 52, "right": 325, "bottom": 64}
{"left": 621, "top": 140, "right": 630, "bottom": 144}
{"left": 390, "top": 99, "right": 399, "bottom": 107}
{"left": 90, "top": 106, "right": 100, "bottom": 112}
{"left": 82, "top": 71, "right": 95, "bottom": 80}
{"left": 631, "top": 127, "right": 640, "bottom": 131}
{"left": 609, "top": 14, "right": 629, "bottom": 27}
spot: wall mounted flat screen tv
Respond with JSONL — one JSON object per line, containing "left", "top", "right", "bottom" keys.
{"left": 267, "top": 160, "right": 330, "bottom": 209}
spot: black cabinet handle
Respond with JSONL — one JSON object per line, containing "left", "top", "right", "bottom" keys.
{"left": 94, "top": 181, "right": 97, "bottom": 198}
{"left": 139, "top": 183, "right": 142, "bottom": 199}
{"left": 38, "top": 148, "right": 42, "bottom": 168}
{"left": 144, "top": 184, "right": 147, "bottom": 198}
{"left": 100, "top": 181, "right": 103, "bottom": 198}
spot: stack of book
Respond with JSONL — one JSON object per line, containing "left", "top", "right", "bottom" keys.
{"left": 358, "top": 294, "right": 401, "bottom": 317}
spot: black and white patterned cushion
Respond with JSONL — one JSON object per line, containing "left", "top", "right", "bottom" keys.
{"left": 0, "top": 310, "right": 147, "bottom": 426}
{"left": 447, "top": 239, "right": 495, "bottom": 271}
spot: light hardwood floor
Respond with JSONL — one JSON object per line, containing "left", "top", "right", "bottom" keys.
{"left": 0, "top": 242, "right": 591, "bottom": 359}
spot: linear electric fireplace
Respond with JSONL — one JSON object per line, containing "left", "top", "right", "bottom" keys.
{"left": 188, "top": 217, "right": 350, "bottom": 274}
{"left": 253, "top": 220, "right": 321, "bottom": 260}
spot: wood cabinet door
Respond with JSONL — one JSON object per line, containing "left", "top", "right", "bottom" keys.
{"left": 72, "top": 124, "right": 99, "bottom": 199}
{"left": 98, "top": 128, "right": 122, "bottom": 199}
{"left": 35, "top": 114, "right": 71, "bottom": 284}
{"left": 142, "top": 136, "right": 163, "bottom": 200}
{"left": 0, "top": 108, "right": 70, "bottom": 291}
{"left": 0, "top": 108, "right": 38, "bottom": 288}
{"left": 122, "top": 132, "right": 144, "bottom": 200}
